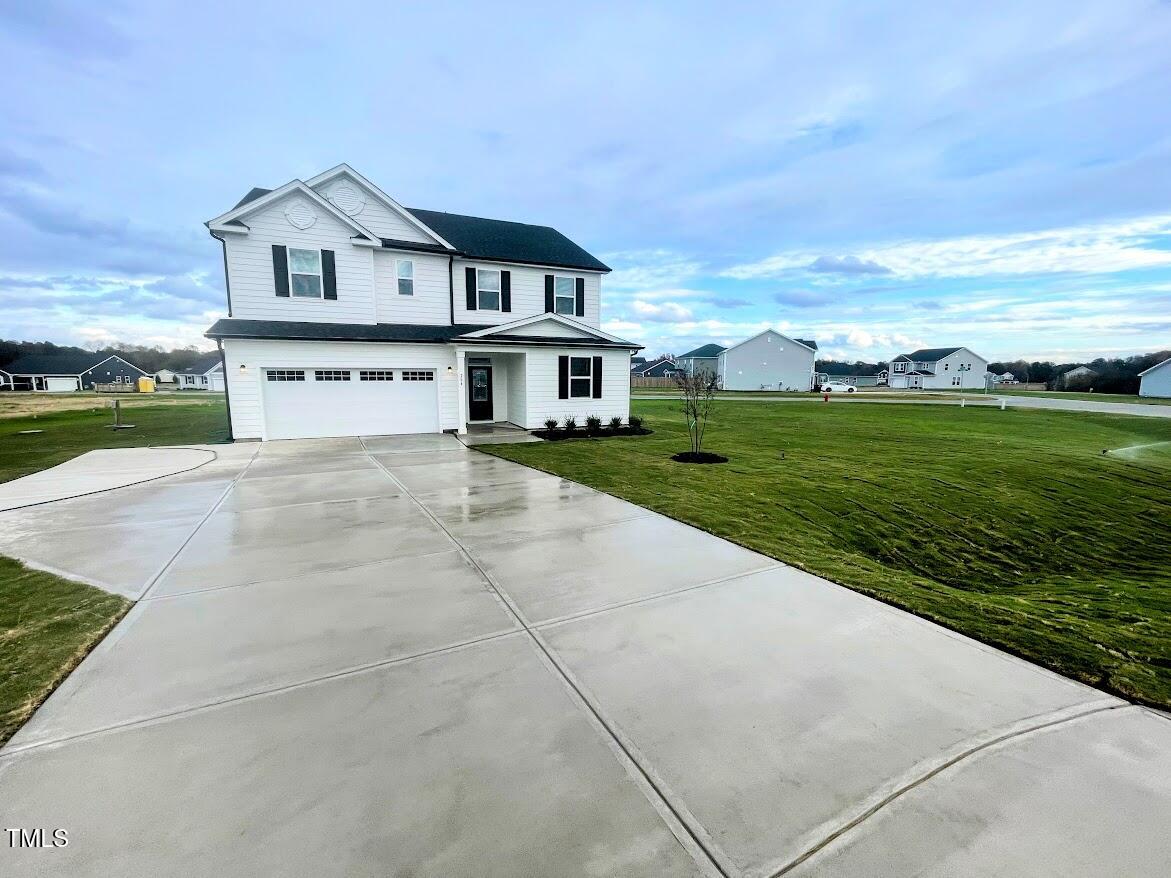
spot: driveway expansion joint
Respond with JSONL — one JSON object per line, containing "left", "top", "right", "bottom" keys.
{"left": 767, "top": 700, "right": 1129, "bottom": 876}
{"left": 360, "top": 437, "right": 735, "bottom": 878}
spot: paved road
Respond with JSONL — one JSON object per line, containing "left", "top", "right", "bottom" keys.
{"left": 635, "top": 392, "right": 1171, "bottom": 418}
{"left": 1, "top": 437, "right": 1168, "bottom": 876}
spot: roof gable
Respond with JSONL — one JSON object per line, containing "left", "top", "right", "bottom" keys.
{"left": 407, "top": 208, "right": 610, "bottom": 272}
{"left": 207, "top": 180, "right": 379, "bottom": 242}
{"left": 723, "top": 329, "right": 816, "bottom": 354}
{"left": 456, "top": 313, "right": 634, "bottom": 346}
{"left": 1139, "top": 356, "right": 1171, "bottom": 377}
{"left": 306, "top": 165, "right": 452, "bottom": 248}
{"left": 903, "top": 347, "right": 963, "bottom": 362}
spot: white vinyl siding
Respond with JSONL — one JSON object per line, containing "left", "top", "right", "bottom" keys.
{"left": 453, "top": 260, "right": 602, "bottom": 327}
{"left": 222, "top": 339, "right": 459, "bottom": 439}
{"left": 719, "top": 331, "right": 816, "bottom": 391}
{"left": 373, "top": 251, "right": 449, "bottom": 325}
{"left": 223, "top": 194, "right": 375, "bottom": 323}
{"left": 522, "top": 348, "right": 631, "bottom": 428}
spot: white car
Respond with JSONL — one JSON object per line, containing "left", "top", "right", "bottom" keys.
{"left": 820, "top": 382, "right": 857, "bottom": 393}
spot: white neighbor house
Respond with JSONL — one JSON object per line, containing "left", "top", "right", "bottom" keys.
{"left": 717, "top": 330, "right": 818, "bottom": 391}
{"left": 177, "top": 354, "right": 226, "bottom": 391}
{"left": 888, "top": 347, "right": 989, "bottom": 390}
{"left": 204, "top": 164, "right": 640, "bottom": 440}
{"left": 1138, "top": 357, "right": 1171, "bottom": 398}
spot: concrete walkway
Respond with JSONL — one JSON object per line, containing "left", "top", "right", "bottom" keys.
{"left": 634, "top": 392, "right": 1171, "bottom": 418}
{"left": 1, "top": 437, "right": 1168, "bottom": 876}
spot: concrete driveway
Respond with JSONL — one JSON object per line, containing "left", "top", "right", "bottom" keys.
{"left": 1, "top": 437, "right": 1168, "bottom": 877}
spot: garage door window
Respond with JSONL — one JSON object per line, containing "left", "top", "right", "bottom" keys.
{"left": 266, "top": 369, "right": 305, "bottom": 381}
{"left": 315, "top": 370, "right": 351, "bottom": 381}
{"left": 359, "top": 370, "right": 394, "bottom": 381}
{"left": 401, "top": 370, "right": 434, "bottom": 381}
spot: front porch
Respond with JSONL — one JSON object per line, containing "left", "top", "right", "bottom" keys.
{"left": 457, "top": 350, "right": 527, "bottom": 434}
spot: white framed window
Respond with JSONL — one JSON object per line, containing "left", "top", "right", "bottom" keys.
{"left": 314, "top": 369, "right": 351, "bottom": 381}
{"left": 265, "top": 369, "right": 305, "bottom": 382}
{"left": 476, "top": 268, "right": 500, "bottom": 310}
{"left": 288, "top": 248, "right": 323, "bottom": 298}
{"left": 569, "top": 356, "right": 592, "bottom": 398}
{"left": 894, "top": 361, "right": 906, "bottom": 373}
{"left": 396, "top": 259, "right": 414, "bottom": 296}
{"left": 554, "top": 276, "right": 575, "bottom": 315}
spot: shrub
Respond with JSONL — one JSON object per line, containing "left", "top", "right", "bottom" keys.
{"left": 543, "top": 418, "right": 559, "bottom": 432}
{"left": 563, "top": 416, "right": 577, "bottom": 432}
{"left": 608, "top": 416, "right": 623, "bottom": 431}
{"left": 585, "top": 414, "right": 602, "bottom": 435}
{"left": 628, "top": 414, "right": 643, "bottom": 431}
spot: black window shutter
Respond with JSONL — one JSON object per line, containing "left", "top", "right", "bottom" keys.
{"left": 575, "top": 277, "right": 585, "bottom": 317}
{"left": 544, "top": 275, "right": 555, "bottom": 312}
{"left": 592, "top": 356, "right": 602, "bottom": 398}
{"left": 272, "top": 245, "right": 289, "bottom": 297}
{"left": 465, "top": 267, "right": 477, "bottom": 310}
{"left": 558, "top": 355, "right": 569, "bottom": 399}
{"left": 501, "top": 270, "right": 511, "bottom": 312}
{"left": 322, "top": 250, "right": 337, "bottom": 300}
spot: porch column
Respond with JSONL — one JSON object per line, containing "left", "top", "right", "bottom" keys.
{"left": 455, "top": 348, "right": 467, "bottom": 435}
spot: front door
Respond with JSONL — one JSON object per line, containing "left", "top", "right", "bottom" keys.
{"left": 468, "top": 365, "right": 493, "bottom": 421}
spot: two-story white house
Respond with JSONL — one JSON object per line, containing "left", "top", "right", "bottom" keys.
{"left": 887, "top": 347, "right": 989, "bottom": 390}
{"left": 204, "top": 165, "right": 640, "bottom": 440}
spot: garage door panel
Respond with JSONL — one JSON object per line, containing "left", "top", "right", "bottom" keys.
{"left": 262, "top": 368, "right": 438, "bottom": 440}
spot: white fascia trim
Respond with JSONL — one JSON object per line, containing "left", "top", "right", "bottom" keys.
{"left": 306, "top": 164, "right": 456, "bottom": 250}
{"left": 456, "top": 256, "right": 607, "bottom": 275}
{"left": 456, "top": 312, "right": 628, "bottom": 344}
{"left": 1139, "top": 357, "right": 1171, "bottom": 376}
{"left": 205, "top": 180, "right": 379, "bottom": 242}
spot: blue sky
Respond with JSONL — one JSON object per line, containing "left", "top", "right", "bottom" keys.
{"left": 2, "top": 1, "right": 1170, "bottom": 363}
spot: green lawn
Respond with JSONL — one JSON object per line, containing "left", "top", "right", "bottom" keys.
{"left": 0, "top": 399, "right": 229, "bottom": 483}
{"left": 0, "top": 398, "right": 227, "bottom": 744}
{"left": 483, "top": 400, "right": 1171, "bottom": 709}
{"left": 0, "top": 557, "right": 131, "bottom": 745}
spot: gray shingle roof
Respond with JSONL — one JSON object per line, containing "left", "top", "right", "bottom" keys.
{"left": 901, "top": 347, "right": 962, "bottom": 362}
{"left": 679, "top": 343, "right": 726, "bottom": 359}
{"left": 406, "top": 208, "right": 610, "bottom": 272}
{"left": 795, "top": 338, "right": 819, "bottom": 351}
{"left": 178, "top": 353, "right": 223, "bottom": 375}
{"left": 205, "top": 319, "right": 639, "bottom": 348}
{"left": 2, "top": 352, "right": 119, "bottom": 376}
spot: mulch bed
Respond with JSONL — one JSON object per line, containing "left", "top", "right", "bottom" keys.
{"left": 533, "top": 427, "right": 653, "bottom": 441}
{"left": 670, "top": 451, "right": 728, "bottom": 464}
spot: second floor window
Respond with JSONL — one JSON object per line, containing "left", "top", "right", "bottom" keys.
{"left": 397, "top": 259, "right": 414, "bottom": 295}
{"left": 289, "top": 248, "right": 322, "bottom": 298}
{"left": 477, "top": 268, "right": 501, "bottom": 310}
{"left": 554, "top": 276, "right": 575, "bottom": 315}
{"left": 893, "top": 361, "right": 906, "bottom": 373}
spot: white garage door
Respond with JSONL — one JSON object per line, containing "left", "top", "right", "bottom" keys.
{"left": 46, "top": 377, "right": 81, "bottom": 392}
{"left": 261, "top": 368, "right": 439, "bottom": 440}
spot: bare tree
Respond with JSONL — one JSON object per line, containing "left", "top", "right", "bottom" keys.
{"left": 674, "top": 370, "right": 719, "bottom": 455}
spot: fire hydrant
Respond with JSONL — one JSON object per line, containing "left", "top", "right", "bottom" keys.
{"left": 823, "top": 392, "right": 830, "bottom": 403}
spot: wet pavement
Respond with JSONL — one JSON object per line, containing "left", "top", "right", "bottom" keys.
{"left": 1, "top": 435, "right": 1168, "bottom": 877}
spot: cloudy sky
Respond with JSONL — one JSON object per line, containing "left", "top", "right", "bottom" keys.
{"left": 2, "top": 1, "right": 1171, "bottom": 362}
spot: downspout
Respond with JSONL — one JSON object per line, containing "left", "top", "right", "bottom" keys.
{"left": 216, "top": 338, "right": 234, "bottom": 442}
{"left": 209, "top": 229, "right": 233, "bottom": 317}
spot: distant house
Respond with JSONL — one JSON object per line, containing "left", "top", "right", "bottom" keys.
{"left": 1057, "top": 365, "right": 1097, "bottom": 390}
{"left": 629, "top": 356, "right": 648, "bottom": 372}
{"left": 888, "top": 347, "right": 989, "bottom": 390}
{"left": 1138, "top": 357, "right": 1171, "bottom": 399}
{"left": 719, "top": 331, "right": 818, "bottom": 391}
{"left": 177, "top": 354, "right": 226, "bottom": 391}
{"left": 676, "top": 343, "right": 726, "bottom": 377}
{"left": 991, "top": 372, "right": 1018, "bottom": 384}
{"left": 632, "top": 356, "right": 679, "bottom": 378}
{"left": 155, "top": 368, "right": 178, "bottom": 385}
{"left": 876, "top": 369, "right": 889, "bottom": 385}
{"left": 0, "top": 352, "right": 147, "bottom": 392}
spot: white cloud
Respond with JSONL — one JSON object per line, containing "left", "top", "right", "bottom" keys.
{"left": 724, "top": 214, "right": 1171, "bottom": 280}
{"left": 630, "top": 300, "right": 695, "bottom": 322}
{"left": 601, "top": 250, "right": 703, "bottom": 291}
